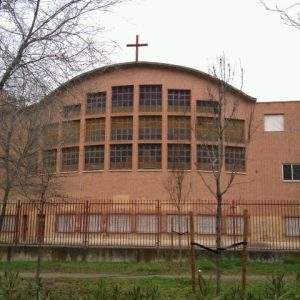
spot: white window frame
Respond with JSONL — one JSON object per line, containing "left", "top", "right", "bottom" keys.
{"left": 282, "top": 164, "right": 300, "bottom": 182}
{"left": 264, "top": 114, "right": 284, "bottom": 132}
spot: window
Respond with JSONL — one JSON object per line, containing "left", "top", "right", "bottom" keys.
{"left": 63, "top": 104, "right": 81, "bottom": 119}
{"left": 84, "top": 145, "right": 104, "bottom": 170}
{"left": 197, "top": 145, "right": 219, "bottom": 171}
{"left": 168, "top": 144, "right": 191, "bottom": 170}
{"left": 107, "top": 214, "right": 131, "bottom": 233}
{"left": 87, "top": 214, "right": 102, "bottom": 232}
{"left": 85, "top": 118, "right": 105, "bottom": 142}
{"left": 62, "top": 120, "right": 80, "bottom": 145}
{"left": 168, "top": 116, "right": 191, "bottom": 140}
{"left": 42, "top": 123, "right": 58, "bottom": 148}
{"left": 110, "top": 144, "right": 132, "bottom": 169}
{"left": 196, "top": 117, "right": 218, "bottom": 142}
{"left": 197, "top": 100, "right": 219, "bottom": 114}
{"left": 56, "top": 214, "right": 80, "bottom": 233}
{"left": 167, "top": 215, "right": 189, "bottom": 233}
{"left": 139, "top": 116, "right": 161, "bottom": 140}
{"left": 86, "top": 92, "right": 106, "bottom": 114}
{"left": 112, "top": 85, "right": 133, "bottom": 113}
{"left": 61, "top": 147, "right": 79, "bottom": 172}
{"left": 111, "top": 117, "right": 133, "bottom": 140}
{"left": 139, "top": 85, "right": 162, "bottom": 112}
{"left": 43, "top": 149, "right": 57, "bottom": 173}
{"left": 1, "top": 215, "right": 16, "bottom": 232}
{"left": 225, "top": 119, "right": 245, "bottom": 143}
{"left": 138, "top": 144, "right": 161, "bottom": 169}
{"left": 225, "top": 146, "right": 245, "bottom": 172}
{"left": 284, "top": 217, "right": 300, "bottom": 237}
{"left": 26, "top": 152, "right": 38, "bottom": 174}
{"left": 226, "top": 216, "right": 244, "bottom": 235}
{"left": 194, "top": 215, "right": 216, "bottom": 234}
{"left": 264, "top": 114, "right": 284, "bottom": 131}
{"left": 282, "top": 164, "right": 300, "bottom": 181}
{"left": 168, "top": 89, "right": 191, "bottom": 112}
{"left": 136, "top": 215, "right": 159, "bottom": 233}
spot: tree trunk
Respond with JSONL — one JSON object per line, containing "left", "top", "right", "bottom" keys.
{"left": 36, "top": 244, "right": 42, "bottom": 300}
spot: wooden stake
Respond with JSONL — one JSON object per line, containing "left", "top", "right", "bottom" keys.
{"left": 241, "top": 209, "right": 249, "bottom": 294}
{"left": 189, "top": 212, "right": 196, "bottom": 293}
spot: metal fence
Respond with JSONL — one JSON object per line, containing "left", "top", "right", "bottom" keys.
{"left": 0, "top": 200, "right": 299, "bottom": 251}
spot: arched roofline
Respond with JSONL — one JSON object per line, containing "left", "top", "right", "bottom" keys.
{"left": 48, "top": 61, "right": 257, "bottom": 102}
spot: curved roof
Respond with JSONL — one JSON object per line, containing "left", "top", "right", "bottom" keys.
{"left": 50, "top": 61, "right": 256, "bottom": 102}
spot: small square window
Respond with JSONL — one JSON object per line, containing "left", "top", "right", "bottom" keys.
{"left": 264, "top": 115, "right": 284, "bottom": 132}
{"left": 283, "top": 164, "right": 300, "bottom": 181}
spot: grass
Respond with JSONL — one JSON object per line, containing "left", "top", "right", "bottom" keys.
{"left": 0, "top": 256, "right": 299, "bottom": 276}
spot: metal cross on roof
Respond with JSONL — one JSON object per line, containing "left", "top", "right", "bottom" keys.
{"left": 126, "top": 35, "right": 148, "bottom": 62}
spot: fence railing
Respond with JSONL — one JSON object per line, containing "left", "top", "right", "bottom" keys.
{"left": 0, "top": 200, "right": 299, "bottom": 251}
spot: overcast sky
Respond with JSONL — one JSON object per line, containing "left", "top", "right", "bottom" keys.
{"left": 99, "top": 0, "right": 300, "bottom": 102}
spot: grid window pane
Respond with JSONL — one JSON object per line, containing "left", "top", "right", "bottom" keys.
{"left": 112, "top": 85, "right": 133, "bottom": 113}
{"left": 1, "top": 215, "right": 16, "bottom": 232}
{"left": 139, "top": 116, "right": 162, "bottom": 140}
{"left": 62, "top": 120, "right": 80, "bottom": 145}
{"left": 42, "top": 123, "right": 58, "bottom": 148}
{"left": 87, "top": 214, "right": 102, "bottom": 232}
{"left": 168, "top": 116, "right": 190, "bottom": 140}
{"left": 56, "top": 215, "right": 80, "bottom": 233}
{"left": 225, "top": 146, "right": 245, "bottom": 172}
{"left": 195, "top": 216, "right": 216, "bottom": 234}
{"left": 197, "top": 100, "right": 219, "bottom": 114}
{"left": 197, "top": 145, "right": 219, "bottom": 170}
{"left": 285, "top": 217, "right": 300, "bottom": 237}
{"left": 226, "top": 216, "right": 244, "bottom": 235}
{"left": 63, "top": 104, "right": 81, "bottom": 119}
{"left": 168, "top": 144, "right": 191, "bottom": 170}
{"left": 86, "top": 92, "right": 106, "bottom": 114}
{"left": 168, "top": 89, "right": 191, "bottom": 112}
{"left": 139, "top": 85, "right": 162, "bottom": 112}
{"left": 85, "top": 118, "right": 105, "bottom": 142}
{"left": 167, "top": 215, "right": 189, "bottom": 233}
{"left": 43, "top": 149, "right": 57, "bottom": 173}
{"left": 85, "top": 145, "right": 104, "bottom": 170}
{"left": 197, "top": 117, "right": 218, "bottom": 142}
{"left": 108, "top": 214, "right": 131, "bottom": 233}
{"left": 136, "top": 215, "right": 159, "bottom": 233}
{"left": 225, "top": 119, "right": 245, "bottom": 143}
{"left": 61, "top": 147, "right": 79, "bottom": 172}
{"left": 110, "top": 144, "right": 132, "bottom": 169}
{"left": 138, "top": 144, "right": 161, "bottom": 169}
{"left": 111, "top": 117, "right": 133, "bottom": 140}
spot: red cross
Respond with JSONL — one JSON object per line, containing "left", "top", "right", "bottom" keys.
{"left": 126, "top": 35, "right": 148, "bottom": 62}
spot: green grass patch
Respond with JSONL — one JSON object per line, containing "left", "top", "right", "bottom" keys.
{"left": 0, "top": 256, "right": 299, "bottom": 277}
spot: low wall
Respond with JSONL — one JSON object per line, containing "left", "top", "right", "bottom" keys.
{"left": 0, "top": 246, "right": 299, "bottom": 263}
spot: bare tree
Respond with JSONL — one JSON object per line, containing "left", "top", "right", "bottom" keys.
{"left": 164, "top": 153, "right": 192, "bottom": 264}
{"left": 260, "top": 1, "right": 300, "bottom": 29}
{"left": 0, "top": 0, "right": 125, "bottom": 102}
{"left": 195, "top": 55, "right": 255, "bottom": 295}
{"left": 0, "top": 0, "right": 126, "bottom": 231}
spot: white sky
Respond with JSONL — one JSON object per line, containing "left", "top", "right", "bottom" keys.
{"left": 98, "top": 0, "right": 300, "bottom": 101}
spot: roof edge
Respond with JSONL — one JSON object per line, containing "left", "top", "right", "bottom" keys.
{"left": 48, "top": 61, "right": 257, "bottom": 102}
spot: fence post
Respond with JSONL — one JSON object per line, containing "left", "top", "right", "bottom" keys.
{"left": 241, "top": 209, "right": 249, "bottom": 294}
{"left": 189, "top": 211, "right": 196, "bottom": 293}
{"left": 156, "top": 200, "right": 161, "bottom": 259}
{"left": 83, "top": 201, "right": 89, "bottom": 246}
{"left": 231, "top": 200, "right": 236, "bottom": 250}
{"left": 170, "top": 217, "right": 174, "bottom": 263}
{"left": 14, "top": 201, "right": 21, "bottom": 245}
